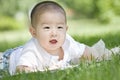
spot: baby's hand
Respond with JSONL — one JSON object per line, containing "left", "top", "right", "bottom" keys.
{"left": 16, "top": 65, "right": 31, "bottom": 74}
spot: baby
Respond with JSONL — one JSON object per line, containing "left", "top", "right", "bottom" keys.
{"left": 1, "top": 1, "right": 120, "bottom": 75}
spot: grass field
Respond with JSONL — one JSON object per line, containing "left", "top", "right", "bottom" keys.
{"left": 0, "top": 18, "right": 120, "bottom": 80}
{"left": 2, "top": 54, "right": 120, "bottom": 80}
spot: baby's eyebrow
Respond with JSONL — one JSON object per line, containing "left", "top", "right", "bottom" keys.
{"left": 41, "top": 23, "right": 65, "bottom": 26}
{"left": 57, "top": 23, "right": 66, "bottom": 25}
{"left": 41, "top": 23, "right": 48, "bottom": 25}
{"left": 40, "top": 23, "right": 49, "bottom": 26}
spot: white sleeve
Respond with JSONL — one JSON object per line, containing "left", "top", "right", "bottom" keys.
{"left": 17, "top": 50, "right": 38, "bottom": 68}
{"left": 17, "top": 38, "right": 39, "bottom": 68}
{"left": 9, "top": 47, "right": 23, "bottom": 75}
{"left": 91, "top": 39, "right": 112, "bottom": 60}
{"left": 63, "top": 34, "right": 85, "bottom": 60}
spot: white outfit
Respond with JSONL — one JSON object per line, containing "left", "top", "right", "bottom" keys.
{"left": 9, "top": 34, "right": 85, "bottom": 75}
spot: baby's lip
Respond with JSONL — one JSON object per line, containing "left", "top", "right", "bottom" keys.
{"left": 49, "top": 39, "right": 57, "bottom": 44}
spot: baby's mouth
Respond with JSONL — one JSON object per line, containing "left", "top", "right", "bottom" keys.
{"left": 49, "top": 39, "right": 58, "bottom": 44}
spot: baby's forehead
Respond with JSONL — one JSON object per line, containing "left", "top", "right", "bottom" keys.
{"left": 35, "top": 6, "right": 65, "bottom": 17}
{"left": 36, "top": 11, "right": 66, "bottom": 25}
{"left": 34, "top": 9, "right": 66, "bottom": 21}
{"left": 38, "top": 9, "right": 65, "bottom": 17}
{"left": 34, "top": 7, "right": 66, "bottom": 21}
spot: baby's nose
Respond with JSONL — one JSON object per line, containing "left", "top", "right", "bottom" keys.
{"left": 52, "top": 29, "right": 57, "bottom": 33}
{"left": 51, "top": 29, "right": 57, "bottom": 37}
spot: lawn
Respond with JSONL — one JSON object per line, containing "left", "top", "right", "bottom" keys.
{"left": 0, "top": 18, "right": 120, "bottom": 80}
{"left": 2, "top": 54, "right": 120, "bottom": 80}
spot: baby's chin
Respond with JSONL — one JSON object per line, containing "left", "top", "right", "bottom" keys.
{"left": 44, "top": 46, "right": 62, "bottom": 54}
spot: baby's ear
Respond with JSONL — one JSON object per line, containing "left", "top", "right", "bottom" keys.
{"left": 66, "top": 26, "right": 68, "bottom": 31}
{"left": 29, "top": 26, "right": 36, "bottom": 38}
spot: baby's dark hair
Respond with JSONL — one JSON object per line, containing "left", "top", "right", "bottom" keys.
{"left": 30, "top": 1, "right": 66, "bottom": 27}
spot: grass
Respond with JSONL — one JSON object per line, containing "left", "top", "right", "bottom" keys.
{"left": 2, "top": 54, "right": 120, "bottom": 80}
{"left": 67, "top": 17, "right": 120, "bottom": 36}
{"left": 0, "top": 30, "right": 31, "bottom": 52}
{"left": 0, "top": 18, "right": 120, "bottom": 80}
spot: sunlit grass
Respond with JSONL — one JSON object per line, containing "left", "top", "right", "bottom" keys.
{"left": 67, "top": 18, "right": 120, "bottom": 36}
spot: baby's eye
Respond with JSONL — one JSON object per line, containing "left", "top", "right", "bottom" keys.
{"left": 43, "top": 26, "right": 50, "bottom": 29}
{"left": 57, "top": 26, "right": 63, "bottom": 29}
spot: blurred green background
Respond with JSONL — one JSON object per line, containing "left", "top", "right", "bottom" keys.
{"left": 0, "top": 0, "right": 120, "bottom": 52}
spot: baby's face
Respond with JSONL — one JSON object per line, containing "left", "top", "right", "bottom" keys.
{"left": 32, "top": 11, "right": 67, "bottom": 54}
